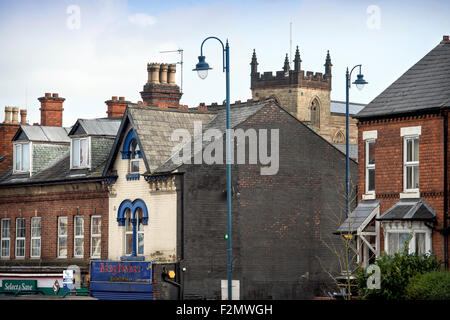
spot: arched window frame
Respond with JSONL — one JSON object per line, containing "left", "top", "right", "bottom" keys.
{"left": 117, "top": 199, "right": 148, "bottom": 257}
{"left": 310, "top": 98, "right": 321, "bottom": 128}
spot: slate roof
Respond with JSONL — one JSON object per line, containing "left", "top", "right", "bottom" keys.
{"left": 125, "top": 105, "right": 215, "bottom": 173}
{"left": 377, "top": 198, "right": 436, "bottom": 221}
{"left": 356, "top": 39, "right": 450, "bottom": 119}
{"left": 336, "top": 200, "right": 379, "bottom": 234}
{"left": 153, "top": 100, "right": 268, "bottom": 173}
{"left": 69, "top": 118, "right": 121, "bottom": 136}
{"left": 330, "top": 100, "right": 365, "bottom": 115}
{"left": 14, "top": 125, "right": 71, "bottom": 143}
{"left": 332, "top": 143, "right": 358, "bottom": 161}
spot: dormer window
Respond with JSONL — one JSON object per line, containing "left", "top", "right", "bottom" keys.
{"left": 13, "top": 143, "right": 30, "bottom": 173}
{"left": 71, "top": 137, "right": 90, "bottom": 168}
{"left": 130, "top": 139, "right": 140, "bottom": 173}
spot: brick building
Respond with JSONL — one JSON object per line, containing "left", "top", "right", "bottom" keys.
{"left": 250, "top": 46, "right": 364, "bottom": 147}
{"left": 338, "top": 36, "right": 450, "bottom": 269}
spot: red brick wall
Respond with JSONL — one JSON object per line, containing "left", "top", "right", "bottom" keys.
{"left": 0, "top": 184, "right": 109, "bottom": 261}
{"left": 357, "top": 112, "right": 448, "bottom": 264}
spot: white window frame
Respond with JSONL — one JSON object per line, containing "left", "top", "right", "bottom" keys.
{"left": 383, "top": 221, "right": 432, "bottom": 255}
{"left": 400, "top": 127, "right": 421, "bottom": 198}
{"left": 57, "top": 216, "right": 68, "bottom": 258}
{"left": 90, "top": 215, "right": 101, "bottom": 259}
{"left": 73, "top": 216, "right": 84, "bottom": 258}
{"left": 365, "top": 139, "right": 376, "bottom": 195}
{"left": 403, "top": 136, "right": 420, "bottom": 193}
{"left": 124, "top": 210, "right": 133, "bottom": 256}
{"left": 30, "top": 217, "right": 41, "bottom": 258}
{"left": 362, "top": 130, "right": 377, "bottom": 200}
{"left": 136, "top": 209, "right": 144, "bottom": 256}
{"left": 13, "top": 142, "right": 32, "bottom": 174}
{"left": 70, "top": 137, "right": 91, "bottom": 169}
{"left": 15, "top": 218, "right": 26, "bottom": 259}
{"left": 1, "top": 218, "right": 11, "bottom": 259}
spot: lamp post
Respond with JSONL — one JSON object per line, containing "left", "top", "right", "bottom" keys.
{"left": 193, "top": 37, "right": 232, "bottom": 300}
{"left": 345, "top": 65, "right": 367, "bottom": 298}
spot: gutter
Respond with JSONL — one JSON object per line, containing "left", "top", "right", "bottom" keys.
{"left": 443, "top": 110, "right": 449, "bottom": 269}
{"left": 0, "top": 175, "right": 117, "bottom": 189}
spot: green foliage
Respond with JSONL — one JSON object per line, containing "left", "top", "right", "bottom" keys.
{"left": 405, "top": 271, "right": 450, "bottom": 300}
{"left": 356, "top": 251, "right": 441, "bottom": 300}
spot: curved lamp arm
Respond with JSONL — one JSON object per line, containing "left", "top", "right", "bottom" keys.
{"left": 200, "top": 36, "right": 228, "bottom": 72}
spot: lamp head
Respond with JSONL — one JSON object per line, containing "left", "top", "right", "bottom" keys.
{"left": 353, "top": 73, "right": 368, "bottom": 91}
{"left": 193, "top": 55, "right": 212, "bottom": 79}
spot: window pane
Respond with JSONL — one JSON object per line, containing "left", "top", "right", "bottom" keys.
{"left": 92, "top": 217, "right": 101, "bottom": 235}
{"left": 31, "top": 239, "right": 40, "bottom": 257}
{"left": 407, "top": 139, "right": 413, "bottom": 162}
{"left": 91, "top": 238, "right": 101, "bottom": 257}
{"left": 16, "top": 219, "right": 25, "bottom": 238}
{"left": 75, "top": 216, "right": 84, "bottom": 236}
{"left": 406, "top": 166, "right": 413, "bottom": 190}
{"left": 399, "top": 233, "right": 410, "bottom": 253}
{"left": 15, "top": 144, "right": 21, "bottom": 171}
{"left": 125, "top": 211, "right": 132, "bottom": 232}
{"left": 415, "top": 233, "right": 426, "bottom": 254}
{"left": 125, "top": 233, "right": 133, "bottom": 255}
{"left": 58, "top": 217, "right": 68, "bottom": 235}
{"left": 413, "top": 139, "right": 419, "bottom": 162}
{"left": 80, "top": 139, "right": 88, "bottom": 166}
{"left": 74, "top": 238, "right": 84, "bottom": 257}
{"left": 22, "top": 143, "right": 30, "bottom": 171}
{"left": 2, "top": 220, "right": 10, "bottom": 237}
{"left": 16, "top": 239, "right": 25, "bottom": 257}
{"left": 368, "top": 168, "right": 375, "bottom": 191}
{"left": 413, "top": 165, "right": 419, "bottom": 189}
{"left": 1, "top": 240, "right": 9, "bottom": 257}
{"left": 72, "top": 139, "right": 80, "bottom": 167}
{"left": 368, "top": 142, "right": 375, "bottom": 165}
{"left": 31, "top": 218, "right": 41, "bottom": 237}
{"left": 388, "top": 233, "right": 398, "bottom": 254}
{"left": 58, "top": 236, "right": 67, "bottom": 257}
{"left": 130, "top": 160, "right": 139, "bottom": 173}
{"left": 137, "top": 233, "right": 144, "bottom": 255}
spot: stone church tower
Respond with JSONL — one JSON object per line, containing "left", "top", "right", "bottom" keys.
{"left": 250, "top": 46, "right": 359, "bottom": 146}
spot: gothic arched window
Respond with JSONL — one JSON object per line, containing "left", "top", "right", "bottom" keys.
{"left": 333, "top": 130, "right": 346, "bottom": 144}
{"left": 311, "top": 98, "right": 320, "bottom": 128}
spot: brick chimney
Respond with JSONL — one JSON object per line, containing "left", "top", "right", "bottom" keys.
{"left": 0, "top": 106, "right": 21, "bottom": 173}
{"left": 105, "top": 96, "right": 130, "bottom": 118}
{"left": 38, "top": 93, "right": 65, "bottom": 127}
{"left": 140, "top": 63, "right": 182, "bottom": 108}
{"left": 442, "top": 35, "right": 450, "bottom": 44}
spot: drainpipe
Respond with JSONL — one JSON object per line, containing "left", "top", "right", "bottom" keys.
{"left": 443, "top": 110, "right": 448, "bottom": 270}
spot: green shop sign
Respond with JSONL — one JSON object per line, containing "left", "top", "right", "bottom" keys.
{"left": 1, "top": 279, "right": 37, "bottom": 292}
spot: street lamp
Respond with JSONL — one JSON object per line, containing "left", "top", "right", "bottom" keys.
{"left": 193, "top": 36, "right": 232, "bottom": 300}
{"left": 345, "top": 64, "right": 367, "bottom": 298}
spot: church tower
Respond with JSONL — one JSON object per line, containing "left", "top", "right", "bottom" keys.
{"left": 250, "top": 47, "right": 332, "bottom": 141}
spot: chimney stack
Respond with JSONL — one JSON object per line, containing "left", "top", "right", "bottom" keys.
{"left": 105, "top": 96, "right": 129, "bottom": 118}
{"left": 38, "top": 93, "right": 65, "bottom": 127}
{"left": 141, "top": 62, "right": 182, "bottom": 108}
{"left": 3, "top": 106, "right": 12, "bottom": 124}
{"left": 20, "top": 109, "right": 27, "bottom": 125}
{"left": 11, "top": 107, "right": 19, "bottom": 124}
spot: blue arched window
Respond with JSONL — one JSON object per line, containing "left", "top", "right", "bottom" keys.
{"left": 121, "top": 130, "right": 142, "bottom": 160}
{"left": 117, "top": 199, "right": 148, "bottom": 257}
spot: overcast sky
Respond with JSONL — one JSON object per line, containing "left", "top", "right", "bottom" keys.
{"left": 0, "top": 0, "right": 449, "bottom": 127}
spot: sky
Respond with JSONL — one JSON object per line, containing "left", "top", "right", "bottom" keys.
{"left": 0, "top": 0, "right": 449, "bottom": 127}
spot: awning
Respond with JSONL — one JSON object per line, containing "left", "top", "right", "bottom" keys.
{"left": 335, "top": 200, "right": 379, "bottom": 234}
{"left": 377, "top": 198, "right": 436, "bottom": 221}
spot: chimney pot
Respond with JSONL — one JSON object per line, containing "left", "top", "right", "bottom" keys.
{"left": 45, "top": 93, "right": 51, "bottom": 97}
{"left": 52, "top": 93, "right": 59, "bottom": 98}
{"left": 4, "top": 106, "right": 12, "bottom": 124}
{"left": 20, "top": 109, "right": 27, "bottom": 125}
{"left": 119, "top": 96, "right": 125, "bottom": 101}
{"left": 11, "top": 107, "right": 19, "bottom": 124}
{"left": 112, "top": 96, "right": 118, "bottom": 101}
{"left": 443, "top": 35, "right": 449, "bottom": 42}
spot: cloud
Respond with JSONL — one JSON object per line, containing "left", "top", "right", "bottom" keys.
{"left": 128, "top": 13, "right": 157, "bottom": 27}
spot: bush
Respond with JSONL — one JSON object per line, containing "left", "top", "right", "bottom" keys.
{"left": 356, "top": 252, "right": 441, "bottom": 300}
{"left": 405, "top": 271, "right": 450, "bottom": 300}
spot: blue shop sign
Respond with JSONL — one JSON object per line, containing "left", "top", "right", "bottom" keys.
{"left": 90, "top": 261, "right": 152, "bottom": 282}
{"left": 90, "top": 261, "right": 154, "bottom": 300}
